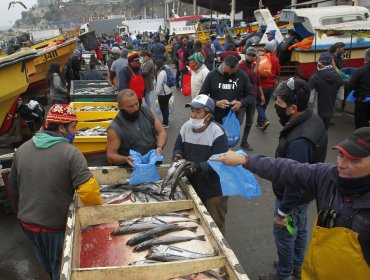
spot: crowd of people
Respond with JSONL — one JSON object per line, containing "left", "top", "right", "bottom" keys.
{"left": 8, "top": 26, "right": 370, "bottom": 280}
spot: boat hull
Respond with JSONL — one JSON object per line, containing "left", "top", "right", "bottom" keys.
{"left": 291, "top": 47, "right": 366, "bottom": 79}
{"left": 25, "top": 39, "right": 78, "bottom": 96}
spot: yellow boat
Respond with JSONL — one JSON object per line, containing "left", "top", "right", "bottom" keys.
{"left": 32, "top": 35, "right": 66, "bottom": 50}
{"left": 0, "top": 49, "right": 38, "bottom": 128}
{"left": 24, "top": 37, "right": 78, "bottom": 96}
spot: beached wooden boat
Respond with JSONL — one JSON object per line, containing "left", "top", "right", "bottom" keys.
{"left": 0, "top": 49, "right": 38, "bottom": 129}
{"left": 24, "top": 38, "right": 78, "bottom": 96}
{"left": 61, "top": 165, "right": 250, "bottom": 280}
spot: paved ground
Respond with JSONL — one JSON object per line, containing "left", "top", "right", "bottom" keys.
{"left": 0, "top": 85, "right": 355, "bottom": 280}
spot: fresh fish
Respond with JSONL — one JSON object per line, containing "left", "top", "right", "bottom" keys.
{"left": 75, "top": 105, "right": 118, "bottom": 112}
{"left": 77, "top": 126, "right": 107, "bottom": 136}
{"left": 161, "top": 160, "right": 185, "bottom": 193}
{"left": 126, "top": 224, "right": 198, "bottom": 246}
{"left": 128, "top": 260, "right": 159, "bottom": 266}
{"left": 138, "top": 215, "right": 200, "bottom": 225}
{"left": 104, "top": 191, "right": 131, "bottom": 204}
{"left": 111, "top": 223, "right": 163, "bottom": 236}
{"left": 134, "top": 190, "right": 148, "bottom": 202}
{"left": 146, "top": 245, "right": 217, "bottom": 262}
{"left": 118, "top": 211, "right": 190, "bottom": 227}
{"left": 168, "top": 161, "right": 193, "bottom": 200}
{"left": 134, "top": 235, "right": 206, "bottom": 252}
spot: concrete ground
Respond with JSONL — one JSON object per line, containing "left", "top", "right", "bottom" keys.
{"left": 0, "top": 84, "right": 355, "bottom": 280}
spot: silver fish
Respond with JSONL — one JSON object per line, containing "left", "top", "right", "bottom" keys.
{"left": 77, "top": 126, "right": 107, "bottom": 136}
{"left": 146, "top": 245, "right": 217, "bottom": 262}
{"left": 134, "top": 235, "right": 206, "bottom": 252}
{"left": 128, "top": 260, "right": 158, "bottom": 266}
{"left": 138, "top": 215, "right": 200, "bottom": 225}
{"left": 126, "top": 224, "right": 198, "bottom": 246}
{"left": 104, "top": 191, "right": 132, "bottom": 204}
{"left": 111, "top": 223, "right": 163, "bottom": 236}
{"left": 160, "top": 160, "right": 185, "bottom": 193}
{"left": 118, "top": 211, "right": 190, "bottom": 227}
{"left": 168, "top": 161, "right": 193, "bottom": 200}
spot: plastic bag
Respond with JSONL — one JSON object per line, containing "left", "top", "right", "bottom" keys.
{"left": 347, "top": 90, "right": 356, "bottom": 103}
{"left": 208, "top": 150, "right": 261, "bottom": 199}
{"left": 129, "top": 149, "right": 164, "bottom": 185}
{"left": 155, "top": 96, "right": 175, "bottom": 115}
{"left": 257, "top": 53, "right": 272, "bottom": 78}
{"left": 222, "top": 110, "right": 240, "bottom": 148}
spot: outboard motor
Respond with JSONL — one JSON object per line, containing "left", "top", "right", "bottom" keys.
{"left": 277, "top": 30, "right": 302, "bottom": 66}
{"left": 18, "top": 100, "right": 45, "bottom": 133}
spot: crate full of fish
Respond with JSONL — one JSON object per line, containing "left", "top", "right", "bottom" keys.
{"left": 69, "top": 102, "right": 119, "bottom": 122}
{"left": 73, "top": 122, "right": 110, "bottom": 154}
{"left": 61, "top": 166, "right": 249, "bottom": 279}
{"left": 70, "top": 81, "right": 117, "bottom": 102}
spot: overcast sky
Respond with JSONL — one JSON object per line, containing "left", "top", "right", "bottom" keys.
{"left": 0, "top": 0, "right": 38, "bottom": 30}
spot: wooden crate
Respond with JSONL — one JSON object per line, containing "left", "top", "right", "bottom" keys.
{"left": 61, "top": 166, "right": 250, "bottom": 280}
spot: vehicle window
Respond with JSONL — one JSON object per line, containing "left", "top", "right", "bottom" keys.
{"left": 320, "top": 15, "right": 364, "bottom": 25}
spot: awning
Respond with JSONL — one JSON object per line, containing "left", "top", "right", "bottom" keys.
{"left": 314, "top": 21, "right": 370, "bottom": 38}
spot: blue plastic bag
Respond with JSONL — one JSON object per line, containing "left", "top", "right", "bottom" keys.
{"left": 129, "top": 149, "right": 164, "bottom": 185}
{"left": 208, "top": 150, "right": 261, "bottom": 199}
{"left": 347, "top": 90, "right": 356, "bottom": 103}
{"left": 222, "top": 110, "right": 240, "bottom": 148}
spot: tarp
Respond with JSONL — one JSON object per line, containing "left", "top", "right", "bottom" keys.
{"left": 314, "top": 21, "right": 370, "bottom": 38}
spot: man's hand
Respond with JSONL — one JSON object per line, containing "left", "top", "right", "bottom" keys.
{"left": 209, "top": 150, "right": 247, "bottom": 166}
{"left": 216, "top": 99, "right": 230, "bottom": 109}
{"left": 125, "top": 156, "right": 135, "bottom": 168}
{"left": 231, "top": 100, "right": 241, "bottom": 111}
{"left": 260, "top": 94, "right": 265, "bottom": 106}
{"left": 156, "top": 146, "right": 163, "bottom": 155}
{"left": 274, "top": 215, "right": 287, "bottom": 228}
{"left": 188, "top": 162, "right": 199, "bottom": 174}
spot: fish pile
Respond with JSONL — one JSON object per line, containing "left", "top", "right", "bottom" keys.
{"left": 86, "top": 82, "right": 110, "bottom": 86}
{"left": 111, "top": 211, "right": 214, "bottom": 263}
{"left": 75, "top": 105, "right": 118, "bottom": 112}
{"left": 71, "top": 87, "right": 116, "bottom": 95}
{"left": 100, "top": 181, "right": 187, "bottom": 204}
{"left": 77, "top": 126, "right": 107, "bottom": 136}
{"left": 161, "top": 160, "right": 193, "bottom": 200}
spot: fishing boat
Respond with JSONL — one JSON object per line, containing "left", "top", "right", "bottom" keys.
{"left": 278, "top": 5, "right": 370, "bottom": 79}
{"left": 24, "top": 37, "right": 78, "bottom": 96}
{"left": 0, "top": 49, "right": 38, "bottom": 130}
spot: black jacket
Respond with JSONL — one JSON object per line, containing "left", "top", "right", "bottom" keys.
{"left": 199, "top": 65, "right": 253, "bottom": 123}
{"left": 274, "top": 110, "right": 328, "bottom": 209}
{"left": 349, "top": 62, "right": 370, "bottom": 99}
{"left": 309, "top": 68, "right": 342, "bottom": 118}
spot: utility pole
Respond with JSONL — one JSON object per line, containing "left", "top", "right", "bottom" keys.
{"left": 230, "top": 0, "right": 235, "bottom": 27}
{"left": 193, "top": 0, "right": 197, "bottom": 15}
{"left": 152, "top": 0, "right": 154, "bottom": 19}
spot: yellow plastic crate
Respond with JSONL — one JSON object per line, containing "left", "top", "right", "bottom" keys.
{"left": 73, "top": 121, "right": 111, "bottom": 154}
{"left": 69, "top": 102, "right": 118, "bottom": 122}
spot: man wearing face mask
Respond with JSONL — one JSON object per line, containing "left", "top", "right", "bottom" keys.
{"left": 118, "top": 51, "right": 145, "bottom": 103}
{"left": 199, "top": 55, "right": 253, "bottom": 124}
{"left": 9, "top": 104, "right": 103, "bottom": 280}
{"left": 188, "top": 52, "right": 210, "bottom": 99}
{"left": 107, "top": 89, "right": 167, "bottom": 167}
{"left": 258, "top": 78, "right": 327, "bottom": 280}
{"left": 173, "top": 94, "right": 229, "bottom": 234}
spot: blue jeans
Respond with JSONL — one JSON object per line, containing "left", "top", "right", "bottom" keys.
{"left": 22, "top": 226, "right": 65, "bottom": 280}
{"left": 273, "top": 199, "right": 310, "bottom": 279}
{"left": 256, "top": 87, "right": 273, "bottom": 126}
{"left": 144, "top": 91, "right": 152, "bottom": 108}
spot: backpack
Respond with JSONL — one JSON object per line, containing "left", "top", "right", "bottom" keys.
{"left": 164, "top": 67, "right": 176, "bottom": 88}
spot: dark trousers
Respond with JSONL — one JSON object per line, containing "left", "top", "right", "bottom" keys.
{"left": 158, "top": 93, "right": 172, "bottom": 125}
{"left": 319, "top": 115, "right": 332, "bottom": 130}
{"left": 238, "top": 99, "right": 256, "bottom": 144}
{"left": 22, "top": 226, "right": 65, "bottom": 280}
{"left": 204, "top": 196, "right": 228, "bottom": 235}
{"left": 355, "top": 101, "right": 370, "bottom": 128}
{"left": 175, "top": 63, "right": 181, "bottom": 87}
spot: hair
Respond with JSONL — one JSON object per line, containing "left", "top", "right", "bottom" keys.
{"left": 155, "top": 59, "right": 165, "bottom": 71}
{"left": 140, "top": 50, "right": 152, "bottom": 58}
{"left": 47, "top": 62, "right": 63, "bottom": 85}
{"left": 224, "top": 55, "right": 239, "bottom": 69}
{"left": 90, "top": 62, "right": 96, "bottom": 70}
{"left": 126, "top": 44, "right": 134, "bottom": 50}
{"left": 328, "top": 42, "right": 345, "bottom": 54}
{"left": 44, "top": 122, "right": 69, "bottom": 131}
{"left": 274, "top": 78, "right": 310, "bottom": 112}
{"left": 193, "top": 40, "right": 202, "bottom": 52}
{"left": 117, "top": 89, "right": 137, "bottom": 103}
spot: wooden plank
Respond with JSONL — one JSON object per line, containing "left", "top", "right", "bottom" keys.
{"left": 77, "top": 200, "right": 194, "bottom": 227}
{"left": 0, "top": 153, "right": 14, "bottom": 161}
{"left": 71, "top": 256, "right": 226, "bottom": 280}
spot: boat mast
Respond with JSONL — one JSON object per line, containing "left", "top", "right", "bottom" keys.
{"left": 230, "top": 0, "right": 236, "bottom": 27}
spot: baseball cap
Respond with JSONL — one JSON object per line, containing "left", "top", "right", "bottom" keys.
{"left": 245, "top": 47, "right": 258, "bottom": 56}
{"left": 266, "top": 30, "right": 276, "bottom": 36}
{"left": 185, "top": 94, "right": 215, "bottom": 113}
{"left": 111, "top": 46, "right": 120, "bottom": 54}
{"left": 188, "top": 52, "right": 205, "bottom": 65}
{"left": 319, "top": 52, "right": 333, "bottom": 66}
{"left": 333, "top": 128, "right": 370, "bottom": 159}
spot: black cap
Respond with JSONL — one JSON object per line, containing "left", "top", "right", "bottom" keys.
{"left": 333, "top": 128, "right": 370, "bottom": 159}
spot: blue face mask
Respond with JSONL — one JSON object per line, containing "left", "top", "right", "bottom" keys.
{"left": 65, "top": 132, "right": 76, "bottom": 144}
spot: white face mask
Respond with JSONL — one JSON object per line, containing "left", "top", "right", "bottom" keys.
{"left": 190, "top": 114, "right": 209, "bottom": 130}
